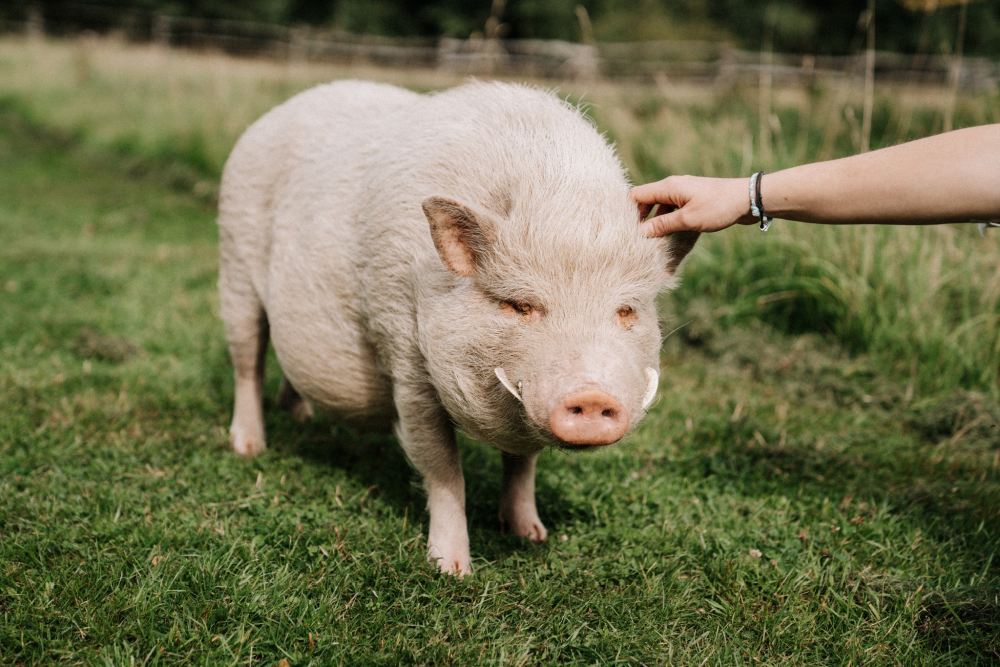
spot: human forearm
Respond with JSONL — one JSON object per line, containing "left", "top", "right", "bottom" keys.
{"left": 631, "top": 124, "right": 1000, "bottom": 236}
{"left": 762, "top": 124, "right": 1000, "bottom": 225}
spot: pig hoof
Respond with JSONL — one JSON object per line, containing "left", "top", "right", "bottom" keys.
{"left": 499, "top": 510, "right": 549, "bottom": 543}
{"left": 438, "top": 557, "right": 472, "bottom": 577}
{"left": 289, "top": 398, "right": 314, "bottom": 423}
{"left": 230, "top": 427, "right": 266, "bottom": 458}
{"left": 429, "top": 554, "right": 472, "bottom": 577}
{"left": 278, "top": 379, "right": 313, "bottom": 422}
{"left": 427, "top": 545, "right": 472, "bottom": 577}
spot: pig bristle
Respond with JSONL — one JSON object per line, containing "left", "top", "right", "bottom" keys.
{"left": 218, "top": 79, "right": 700, "bottom": 573}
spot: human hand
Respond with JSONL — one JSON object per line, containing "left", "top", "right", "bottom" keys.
{"left": 630, "top": 175, "right": 756, "bottom": 237}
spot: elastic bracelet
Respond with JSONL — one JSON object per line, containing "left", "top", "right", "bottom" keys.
{"left": 748, "top": 171, "right": 772, "bottom": 232}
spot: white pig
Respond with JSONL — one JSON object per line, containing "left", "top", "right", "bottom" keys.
{"left": 217, "top": 80, "right": 697, "bottom": 575}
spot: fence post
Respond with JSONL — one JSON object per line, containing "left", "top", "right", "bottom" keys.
{"left": 289, "top": 26, "right": 309, "bottom": 63}
{"left": 758, "top": 24, "right": 773, "bottom": 165}
{"left": 572, "top": 4, "right": 599, "bottom": 80}
{"left": 860, "top": 0, "right": 876, "bottom": 153}
{"left": 943, "top": 0, "right": 968, "bottom": 132}
{"left": 716, "top": 43, "right": 736, "bottom": 89}
{"left": 26, "top": 4, "right": 44, "bottom": 38}
{"left": 152, "top": 14, "right": 171, "bottom": 46}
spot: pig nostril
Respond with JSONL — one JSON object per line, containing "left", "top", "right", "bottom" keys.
{"left": 550, "top": 389, "right": 629, "bottom": 447}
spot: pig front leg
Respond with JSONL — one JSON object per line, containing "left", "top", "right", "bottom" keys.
{"left": 393, "top": 382, "right": 471, "bottom": 576}
{"left": 499, "top": 452, "right": 548, "bottom": 543}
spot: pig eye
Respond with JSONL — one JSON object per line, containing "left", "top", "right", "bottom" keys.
{"left": 500, "top": 300, "right": 538, "bottom": 322}
{"left": 616, "top": 306, "right": 637, "bottom": 330}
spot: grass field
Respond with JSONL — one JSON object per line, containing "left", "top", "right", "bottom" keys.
{"left": 0, "top": 36, "right": 998, "bottom": 664}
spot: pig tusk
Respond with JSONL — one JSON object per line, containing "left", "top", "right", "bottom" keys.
{"left": 494, "top": 367, "right": 523, "bottom": 402}
{"left": 641, "top": 367, "right": 659, "bottom": 410}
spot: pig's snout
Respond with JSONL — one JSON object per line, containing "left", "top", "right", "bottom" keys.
{"left": 549, "top": 389, "right": 629, "bottom": 446}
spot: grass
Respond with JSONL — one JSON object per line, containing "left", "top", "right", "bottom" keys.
{"left": 0, "top": 36, "right": 998, "bottom": 664}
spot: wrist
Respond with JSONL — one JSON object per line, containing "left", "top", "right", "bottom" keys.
{"left": 724, "top": 178, "right": 756, "bottom": 225}
{"left": 747, "top": 172, "right": 773, "bottom": 230}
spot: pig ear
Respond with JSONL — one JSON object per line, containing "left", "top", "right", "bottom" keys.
{"left": 422, "top": 196, "right": 496, "bottom": 277}
{"left": 662, "top": 231, "right": 699, "bottom": 276}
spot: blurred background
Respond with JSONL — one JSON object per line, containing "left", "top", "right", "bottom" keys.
{"left": 1, "top": 0, "right": 997, "bottom": 396}
{"left": 5, "top": 1, "right": 1000, "bottom": 86}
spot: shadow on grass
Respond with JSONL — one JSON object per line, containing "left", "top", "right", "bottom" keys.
{"left": 262, "top": 407, "right": 573, "bottom": 562}
{"left": 219, "top": 340, "right": 574, "bottom": 564}
{"left": 657, "top": 327, "right": 999, "bottom": 557}
{"left": 675, "top": 403, "right": 998, "bottom": 541}
{"left": 668, "top": 404, "right": 999, "bottom": 658}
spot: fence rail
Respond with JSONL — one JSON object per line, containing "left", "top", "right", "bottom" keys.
{"left": 6, "top": 3, "right": 999, "bottom": 90}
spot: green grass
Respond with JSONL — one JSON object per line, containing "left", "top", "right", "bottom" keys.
{"left": 1, "top": 38, "right": 999, "bottom": 664}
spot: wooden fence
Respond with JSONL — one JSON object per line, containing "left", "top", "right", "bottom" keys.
{"left": 6, "top": 3, "right": 999, "bottom": 91}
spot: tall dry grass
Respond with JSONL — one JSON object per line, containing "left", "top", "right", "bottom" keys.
{"left": 2, "top": 35, "right": 997, "bottom": 394}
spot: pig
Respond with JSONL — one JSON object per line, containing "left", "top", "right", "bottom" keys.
{"left": 217, "top": 80, "right": 698, "bottom": 575}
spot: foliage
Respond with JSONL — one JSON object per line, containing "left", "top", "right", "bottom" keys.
{"left": 7, "top": 0, "right": 1000, "bottom": 55}
{"left": 1, "top": 36, "right": 997, "bottom": 396}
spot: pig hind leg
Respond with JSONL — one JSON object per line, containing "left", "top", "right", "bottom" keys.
{"left": 499, "top": 452, "right": 548, "bottom": 543}
{"left": 220, "top": 263, "right": 269, "bottom": 457}
{"left": 278, "top": 376, "right": 314, "bottom": 422}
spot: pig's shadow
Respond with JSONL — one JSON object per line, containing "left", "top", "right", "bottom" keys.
{"left": 264, "top": 402, "right": 574, "bottom": 562}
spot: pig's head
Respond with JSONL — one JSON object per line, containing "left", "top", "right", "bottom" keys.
{"left": 420, "top": 185, "right": 697, "bottom": 451}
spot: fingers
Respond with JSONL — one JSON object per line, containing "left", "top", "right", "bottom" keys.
{"left": 633, "top": 175, "right": 749, "bottom": 236}
{"left": 640, "top": 209, "right": 689, "bottom": 237}
{"left": 630, "top": 181, "right": 660, "bottom": 205}
{"left": 631, "top": 176, "right": 693, "bottom": 236}
{"left": 630, "top": 176, "right": 686, "bottom": 206}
